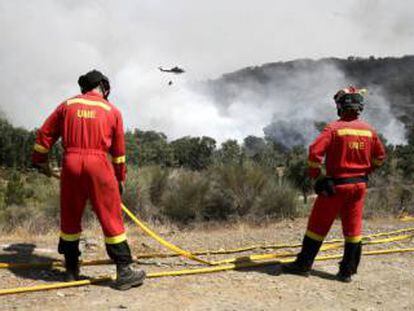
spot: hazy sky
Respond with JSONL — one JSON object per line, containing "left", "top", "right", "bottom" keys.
{"left": 0, "top": 0, "right": 413, "bottom": 141}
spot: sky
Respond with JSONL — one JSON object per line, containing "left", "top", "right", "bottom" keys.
{"left": 0, "top": 0, "right": 413, "bottom": 143}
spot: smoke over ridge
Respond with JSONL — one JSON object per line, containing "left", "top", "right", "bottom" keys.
{"left": 197, "top": 60, "right": 407, "bottom": 146}
{"left": 0, "top": 1, "right": 413, "bottom": 147}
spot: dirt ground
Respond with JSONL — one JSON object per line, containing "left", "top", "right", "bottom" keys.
{"left": 1, "top": 218, "right": 413, "bottom": 311}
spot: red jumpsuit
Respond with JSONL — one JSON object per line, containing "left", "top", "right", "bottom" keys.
{"left": 306, "top": 117, "right": 386, "bottom": 243}
{"left": 32, "top": 91, "right": 127, "bottom": 245}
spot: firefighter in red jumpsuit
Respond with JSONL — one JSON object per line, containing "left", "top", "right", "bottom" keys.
{"left": 32, "top": 70, "right": 145, "bottom": 290}
{"left": 283, "top": 86, "right": 386, "bottom": 282}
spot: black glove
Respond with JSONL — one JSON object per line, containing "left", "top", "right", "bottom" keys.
{"left": 314, "top": 177, "right": 336, "bottom": 196}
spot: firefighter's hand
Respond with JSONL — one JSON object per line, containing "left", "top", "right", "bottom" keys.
{"left": 118, "top": 181, "right": 125, "bottom": 196}
{"left": 34, "top": 162, "right": 52, "bottom": 177}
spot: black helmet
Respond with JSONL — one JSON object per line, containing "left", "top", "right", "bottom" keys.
{"left": 334, "top": 86, "right": 366, "bottom": 115}
{"left": 78, "top": 69, "right": 110, "bottom": 99}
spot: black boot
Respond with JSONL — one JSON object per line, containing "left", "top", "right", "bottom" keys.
{"left": 64, "top": 255, "right": 80, "bottom": 282}
{"left": 115, "top": 264, "right": 146, "bottom": 291}
{"left": 283, "top": 235, "right": 322, "bottom": 276}
{"left": 106, "top": 240, "right": 146, "bottom": 290}
{"left": 58, "top": 238, "right": 81, "bottom": 282}
{"left": 337, "top": 242, "right": 362, "bottom": 283}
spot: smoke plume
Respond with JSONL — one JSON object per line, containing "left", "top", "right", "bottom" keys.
{"left": 0, "top": 1, "right": 412, "bottom": 146}
{"left": 200, "top": 60, "right": 407, "bottom": 147}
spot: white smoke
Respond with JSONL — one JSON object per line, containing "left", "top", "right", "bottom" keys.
{"left": 200, "top": 61, "right": 407, "bottom": 146}
{"left": 0, "top": 0, "right": 412, "bottom": 145}
{"left": 115, "top": 60, "right": 406, "bottom": 146}
{"left": 362, "top": 86, "right": 406, "bottom": 145}
{"left": 115, "top": 65, "right": 252, "bottom": 141}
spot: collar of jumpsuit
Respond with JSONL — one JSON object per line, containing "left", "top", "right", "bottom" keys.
{"left": 340, "top": 114, "right": 359, "bottom": 122}
{"left": 84, "top": 90, "right": 104, "bottom": 99}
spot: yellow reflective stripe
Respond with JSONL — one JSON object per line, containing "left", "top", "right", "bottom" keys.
{"left": 345, "top": 235, "right": 362, "bottom": 243}
{"left": 337, "top": 128, "right": 372, "bottom": 138}
{"left": 34, "top": 143, "right": 49, "bottom": 154}
{"left": 105, "top": 233, "right": 127, "bottom": 244}
{"left": 60, "top": 232, "right": 81, "bottom": 241}
{"left": 308, "top": 160, "right": 321, "bottom": 169}
{"left": 373, "top": 159, "right": 383, "bottom": 166}
{"left": 306, "top": 230, "right": 325, "bottom": 242}
{"left": 112, "top": 155, "right": 126, "bottom": 164}
{"left": 66, "top": 98, "right": 111, "bottom": 111}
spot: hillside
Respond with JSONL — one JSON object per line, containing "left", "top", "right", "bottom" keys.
{"left": 201, "top": 56, "right": 414, "bottom": 146}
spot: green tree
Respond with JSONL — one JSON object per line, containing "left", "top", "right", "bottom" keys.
{"left": 171, "top": 136, "right": 216, "bottom": 170}
{"left": 285, "top": 146, "right": 312, "bottom": 203}
{"left": 243, "top": 135, "right": 267, "bottom": 164}
{"left": 218, "top": 139, "right": 241, "bottom": 164}
{"left": 126, "top": 129, "right": 174, "bottom": 167}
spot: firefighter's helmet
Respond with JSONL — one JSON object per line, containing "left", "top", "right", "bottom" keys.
{"left": 334, "top": 86, "right": 366, "bottom": 115}
{"left": 78, "top": 70, "right": 110, "bottom": 99}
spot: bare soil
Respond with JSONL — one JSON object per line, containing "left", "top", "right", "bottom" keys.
{"left": 1, "top": 218, "right": 413, "bottom": 311}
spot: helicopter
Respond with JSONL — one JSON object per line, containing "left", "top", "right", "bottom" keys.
{"left": 158, "top": 66, "right": 185, "bottom": 74}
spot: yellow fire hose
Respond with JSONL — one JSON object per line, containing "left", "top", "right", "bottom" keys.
{"left": 121, "top": 201, "right": 414, "bottom": 266}
{"left": 121, "top": 204, "right": 213, "bottom": 265}
{"left": 3, "top": 172, "right": 414, "bottom": 295}
{"left": 400, "top": 216, "right": 414, "bottom": 222}
{"left": 131, "top": 226, "right": 414, "bottom": 260}
{"left": 57, "top": 170, "right": 214, "bottom": 266}
{"left": 0, "top": 202, "right": 216, "bottom": 270}
{"left": 0, "top": 247, "right": 413, "bottom": 296}
{"left": 51, "top": 171, "right": 414, "bottom": 265}
{"left": 1, "top": 230, "right": 412, "bottom": 270}
{"left": 1, "top": 202, "right": 413, "bottom": 295}
{"left": 211, "top": 233, "right": 413, "bottom": 265}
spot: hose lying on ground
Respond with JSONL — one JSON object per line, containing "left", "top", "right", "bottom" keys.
{"left": 1, "top": 231, "right": 412, "bottom": 269}
{"left": 0, "top": 247, "right": 412, "bottom": 296}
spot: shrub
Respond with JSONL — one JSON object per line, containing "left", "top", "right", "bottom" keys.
{"left": 251, "top": 181, "right": 300, "bottom": 219}
{"left": 160, "top": 170, "right": 210, "bottom": 223}
{"left": 364, "top": 183, "right": 414, "bottom": 217}
{"left": 202, "top": 181, "right": 235, "bottom": 221}
{"left": 210, "top": 164, "right": 267, "bottom": 216}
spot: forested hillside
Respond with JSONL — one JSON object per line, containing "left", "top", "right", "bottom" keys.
{"left": 204, "top": 55, "right": 414, "bottom": 121}
{"left": 201, "top": 56, "right": 414, "bottom": 147}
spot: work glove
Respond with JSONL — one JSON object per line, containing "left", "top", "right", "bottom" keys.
{"left": 118, "top": 181, "right": 125, "bottom": 196}
{"left": 314, "top": 177, "right": 336, "bottom": 197}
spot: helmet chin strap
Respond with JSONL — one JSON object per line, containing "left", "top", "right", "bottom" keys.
{"left": 338, "top": 108, "right": 362, "bottom": 118}
{"left": 336, "top": 102, "right": 363, "bottom": 118}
